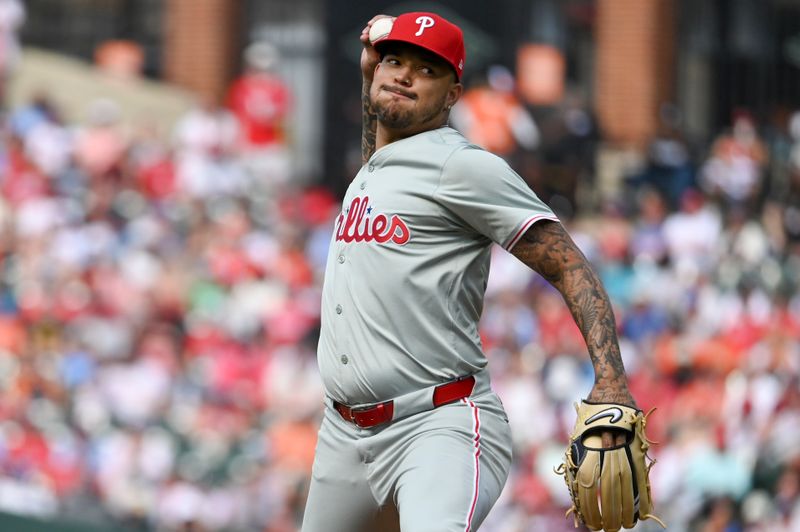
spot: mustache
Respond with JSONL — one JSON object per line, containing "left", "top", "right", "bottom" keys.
{"left": 380, "top": 85, "right": 417, "bottom": 99}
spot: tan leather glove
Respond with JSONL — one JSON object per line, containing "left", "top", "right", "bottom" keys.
{"left": 556, "top": 401, "right": 666, "bottom": 532}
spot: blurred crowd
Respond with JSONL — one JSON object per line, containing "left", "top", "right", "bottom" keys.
{"left": 0, "top": 43, "right": 332, "bottom": 531}
{"left": 0, "top": 49, "right": 799, "bottom": 532}
{"left": 473, "top": 86, "right": 800, "bottom": 532}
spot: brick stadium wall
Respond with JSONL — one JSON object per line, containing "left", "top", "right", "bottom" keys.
{"left": 163, "top": 0, "right": 242, "bottom": 103}
{"left": 595, "top": 0, "right": 675, "bottom": 147}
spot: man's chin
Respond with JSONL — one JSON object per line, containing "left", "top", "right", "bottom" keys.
{"left": 376, "top": 108, "right": 414, "bottom": 130}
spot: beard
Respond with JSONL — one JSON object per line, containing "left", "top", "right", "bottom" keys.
{"left": 375, "top": 98, "right": 414, "bottom": 130}
{"left": 373, "top": 88, "right": 447, "bottom": 131}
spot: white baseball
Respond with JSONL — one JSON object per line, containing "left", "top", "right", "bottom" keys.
{"left": 369, "top": 17, "right": 394, "bottom": 44}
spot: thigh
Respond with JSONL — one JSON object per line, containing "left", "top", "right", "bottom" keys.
{"left": 392, "top": 396, "right": 513, "bottom": 532}
{"left": 301, "top": 410, "right": 394, "bottom": 532}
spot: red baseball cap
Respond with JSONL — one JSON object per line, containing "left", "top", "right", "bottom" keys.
{"left": 375, "top": 12, "right": 465, "bottom": 80}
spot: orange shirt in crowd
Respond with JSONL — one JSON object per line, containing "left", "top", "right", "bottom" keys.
{"left": 458, "top": 87, "right": 524, "bottom": 156}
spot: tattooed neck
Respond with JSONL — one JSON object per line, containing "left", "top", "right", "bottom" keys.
{"left": 361, "top": 79, "right": 377, "bottom": 164}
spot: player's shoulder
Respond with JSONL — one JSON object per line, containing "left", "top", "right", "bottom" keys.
{"left": 395, "top": 126, "right": 472, "bottom": 165}
{"left": 437, "top": 128, "right": 510, "bottom": 173}
{"left": 431, "top": 126, "right": 482, "bottom": 151}
{"left": 401, "top": 127, "right": 510, "bottom": 176}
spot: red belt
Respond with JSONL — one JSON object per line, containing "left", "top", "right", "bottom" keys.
{"left": 333, "top": 375, "right": 477, "bottom": 428}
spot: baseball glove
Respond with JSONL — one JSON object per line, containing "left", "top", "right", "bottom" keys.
{"left": 555, "top": 401, "right": 665, "bottom": 532}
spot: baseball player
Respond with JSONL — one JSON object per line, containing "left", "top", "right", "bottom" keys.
{"left": 301, "top": 12, "right": 639, "bottom": 532}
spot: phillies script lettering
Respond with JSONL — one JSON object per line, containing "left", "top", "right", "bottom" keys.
{"left": 335, "top": 196, "right": 410, "bottom": 245}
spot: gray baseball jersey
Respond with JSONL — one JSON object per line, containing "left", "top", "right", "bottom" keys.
{"left": 304, "top": 126, "right": 559, "bottom": 532}
{"left": 317, "top": 126, "right": 558, "bottom": 406}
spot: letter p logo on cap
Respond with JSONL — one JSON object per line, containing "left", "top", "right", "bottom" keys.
{"left": 414, "top": 15, "right": 435, "bottom": 36}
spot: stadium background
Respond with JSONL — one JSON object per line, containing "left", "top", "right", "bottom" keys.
{"left": 1, "top": 0, "right": 799, "bottom": 530}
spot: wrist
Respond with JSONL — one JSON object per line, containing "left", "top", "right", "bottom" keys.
{"left": 587, "top": 382, "right": 635, "bottom": 407}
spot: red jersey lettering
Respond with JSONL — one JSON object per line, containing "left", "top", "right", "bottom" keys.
{"left": 335, "top": 196, "right": 410, "bottom": 245}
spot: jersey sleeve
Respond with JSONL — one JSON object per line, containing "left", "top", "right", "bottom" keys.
{"left": 435, "top": 145, "right": 559, "bottom": 250}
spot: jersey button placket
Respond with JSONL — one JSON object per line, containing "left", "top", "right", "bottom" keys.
{"left": 335, "top": 304, "right": 343, "bottom": 315}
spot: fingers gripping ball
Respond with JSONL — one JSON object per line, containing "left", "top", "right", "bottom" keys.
{"left": 369, "top": 17, "right": 394, "bottom": 44}
{"left": 555, "top": 401, "right": 666, "bottom": 532}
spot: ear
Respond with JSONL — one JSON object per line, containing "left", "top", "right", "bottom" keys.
{"left": 446, "top": 83, "right": 463, "bottom": 110}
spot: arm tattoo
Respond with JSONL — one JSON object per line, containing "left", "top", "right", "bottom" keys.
{"left": 511, "top": 221, "right": 632, "bottom": 404}
{"left": 361, "top": 79, "right": 377, "bottom": 164}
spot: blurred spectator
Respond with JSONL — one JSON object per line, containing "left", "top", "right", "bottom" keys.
{"left": 1, "top": 133, "right": 49, "bottom": 205}
{"left": 627, "top": 103, "right": 695, "bottom": 209}
{"left": 533, "top": 90, "right": 599, "bottom": 218}
{"left": 691, "top": 497, "right": 743, "bottom": 532}
{"left": 0, "top": 0, "right": 24, "bottom": 107}
{"left": 173, "top": 95, "right": 245, "bottom": 198}
{"left": 662, "top": 188, "right": 722, "bottom": 279}
{"left": 226, "top": 41, "right": 292, "bottom": 188}
{"left": 701, "top": 111, "right": 769, "bottom": 212}
{"left": 780, "top": 111, "right": 800, "bottom": 247}
{"left": 74, "top": 99, "right": 128, "bottom": 180}
{"left": 8, "top": 91, "right": 56, "bottom": 140}
{"left": 129, "top": 119, "right": 177, "bottom": 201}
{"left": 788, "top": 111, "right": 800, "bottom": 183}
{"left": 629, "top": 187, "right": 669, "bottom": 264}
{"left": 684, "top": 428, "right": 752, "bottom": 500}
{"left": 23, "top": 102, "right": 72, "bottom": 178}
{"left": 451, "top": 65, "right": 540, "bottom": 157}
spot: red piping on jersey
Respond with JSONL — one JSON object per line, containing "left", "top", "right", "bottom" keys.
{"left": 504, "top": 214, "right": 560, "bottom": 251}
{"left": 463, "top": 398, "right": 482, "bottom": 532}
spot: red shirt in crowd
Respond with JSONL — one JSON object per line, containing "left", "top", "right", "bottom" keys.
{"left": 226, "top": 73, "right": 291, "bottom": 147}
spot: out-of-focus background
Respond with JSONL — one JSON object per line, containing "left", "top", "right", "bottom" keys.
{"left": 0, "top": 0, "right": 798, "bottom": 531}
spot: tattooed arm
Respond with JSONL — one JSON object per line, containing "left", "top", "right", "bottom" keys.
{"left": 511, "top": 220, "right": 635, "bottom": 409}
{"left": 359, "top": 16, "right": 387, "bottom": 164}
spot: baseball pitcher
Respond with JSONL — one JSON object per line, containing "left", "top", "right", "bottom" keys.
{"left": 301, "top": 12, "right": 662, "bottom": 532}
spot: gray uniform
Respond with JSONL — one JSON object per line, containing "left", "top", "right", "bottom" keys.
{"left": 302, "top": 126, "right": 558, "bottom": 532}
